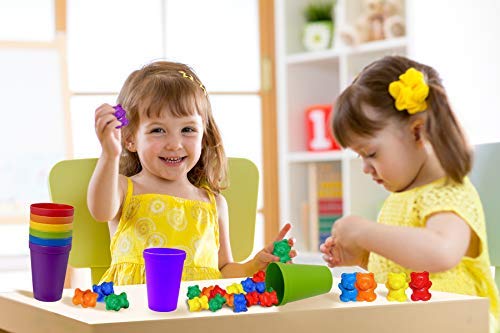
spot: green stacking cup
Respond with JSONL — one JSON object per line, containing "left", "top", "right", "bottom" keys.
{"left": 265, "top": 262, "right": 333, "bottom": 305}
{"left": 29, "top": 228, "right": 72, "bottom": 239}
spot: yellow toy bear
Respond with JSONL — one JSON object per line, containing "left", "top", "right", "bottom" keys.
{"left": 386, "top": 272, "right": 408, "bottom": 302}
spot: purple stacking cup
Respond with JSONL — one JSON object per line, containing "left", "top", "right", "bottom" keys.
{"left": 143, "top": 248, "right": 186, "bottom": 312}
{"left": 29, "top": 243, "right": 71, "bottom": 302}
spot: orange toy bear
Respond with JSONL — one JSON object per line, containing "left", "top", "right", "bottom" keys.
{"left": 355, "top": 272, "right": 377, "bottom": 302}
{"left": 72, "top": 288, "right": 98, "bottom": 308}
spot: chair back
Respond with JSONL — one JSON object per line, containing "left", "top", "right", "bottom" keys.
{"left": 48, "top": 157, "right": 259, "bottom": 284}
{"left": 469, "top": 142, "right": 500, "bottom": 290}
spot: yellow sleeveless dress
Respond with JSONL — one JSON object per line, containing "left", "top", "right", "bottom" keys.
{"left": 368, "top": 177, "right": 499, "bottom": 330}
{"left": 99, "top": 178, "right": 222, "bottom": 285}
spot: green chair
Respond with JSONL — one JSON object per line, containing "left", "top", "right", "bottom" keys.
{"left": 48, "top": 157, "right": 259, "bottom": 284}
{"left": 469, "top": 142, "right": 500, "bottom": 290}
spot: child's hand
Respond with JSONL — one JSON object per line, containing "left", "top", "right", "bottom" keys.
{"left": 252, "top": 223, "right": 297, "bottom": 272}
{"left": 95, "top": 103, "right": 122, "bottom": 158}
{"left": 319, "top": 216, "right": 369, "bottom": 268}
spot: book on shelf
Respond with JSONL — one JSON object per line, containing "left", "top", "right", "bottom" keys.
{"left": 306, "top": 162, "right": 343, "bottom": 251}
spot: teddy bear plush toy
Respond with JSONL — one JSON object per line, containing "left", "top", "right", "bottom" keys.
{"left": 340, "top": 0, "right": 405, "bottom": 45}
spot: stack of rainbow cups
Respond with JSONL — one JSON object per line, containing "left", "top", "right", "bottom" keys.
{"left": 29, "top": 203, "right": 74, "bottom": 302}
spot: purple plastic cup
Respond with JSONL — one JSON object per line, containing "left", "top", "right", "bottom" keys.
{"left": 143, "top": 248, "right": 186, "bottom": 312}
{"left": 29, "top": 243, "right": 71, "bottom": 302}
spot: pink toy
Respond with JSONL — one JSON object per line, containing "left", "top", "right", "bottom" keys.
{"left": 409, "top": 271, "right": 432, "bottom": 301}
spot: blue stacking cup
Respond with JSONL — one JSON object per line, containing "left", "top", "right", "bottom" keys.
{"left": 29, "top": 235, "right": 72, "bottom": 247}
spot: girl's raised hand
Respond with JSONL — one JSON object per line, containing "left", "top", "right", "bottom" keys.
{"left": 252, "top": 222, "right": 297, "bottom": 272}
{"left": 95, "top": 103, "right": 122, "bottom": 158}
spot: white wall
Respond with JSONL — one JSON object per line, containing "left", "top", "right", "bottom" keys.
{"left": 408, "top": 0, "right": 500, "bottom": 144}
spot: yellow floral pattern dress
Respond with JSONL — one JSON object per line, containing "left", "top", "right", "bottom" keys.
{"left": 99, "top": 178, "right": 222, "bottom": 285}
{"left": 368, "top": 177, "right": 499, "bottom": 330}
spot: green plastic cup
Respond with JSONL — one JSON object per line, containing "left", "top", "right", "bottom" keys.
{"left": 265, "top": 262, "right": 333, "bottom": 305}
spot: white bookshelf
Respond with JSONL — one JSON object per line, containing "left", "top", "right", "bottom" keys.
{"left": 276, "top": 0, "right": 407, "bottom": 251}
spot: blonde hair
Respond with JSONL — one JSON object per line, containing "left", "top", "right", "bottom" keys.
{"left": 117, "top": 61, "right": 228, "bottom": 193}
{"left": 333, "top": 55, "right": 472, "bottom": 183}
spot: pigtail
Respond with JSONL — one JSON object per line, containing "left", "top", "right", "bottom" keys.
{"left": 426, "top": 83, "right": 472, "bottom": 183}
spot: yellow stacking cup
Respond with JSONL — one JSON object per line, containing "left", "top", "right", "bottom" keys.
{"left": 30, "top": 213, "right": 73, "bottom": 225}
{"left": 30, "top": 220, "right": 73, "bottom": 233}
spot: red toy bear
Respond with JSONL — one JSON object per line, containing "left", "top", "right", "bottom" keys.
{"left": 409, "top": 271, "right": 432, "bottom": 301}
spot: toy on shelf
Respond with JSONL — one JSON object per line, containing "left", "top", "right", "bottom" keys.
{"left": 386, "top": 272, "right": 408, "bottom": 302}
{"left": 105, "top": 292, "right": 129, "bottom": 311}
{"left": 72, "top": 288, "right": 98, "bottom": 308}
{"left": 355, "top": 272, "right": 377, "bottom": 302}
{"left": 92, "top": 281, "right": 114, "bottom": 302}
{"left": 272, "top": 239, "right": 292, "bottom": 263}
{"left": 305, "top": 104, "right": 340, "bottom": 152}
{"left": 339, "top": 0, "right": 405, "bottom": 46}
{"left": 409, "top": 271, "right": 432, "bottom": 301}
{"left": 338, "top": 273, "right": 358, "bottom": 302}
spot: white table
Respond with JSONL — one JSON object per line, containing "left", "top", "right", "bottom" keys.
{"left": 0, "top": 278, "right": 489, "bottom": 333}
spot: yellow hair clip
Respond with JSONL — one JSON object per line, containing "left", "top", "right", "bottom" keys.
{"left": 179, "top": 70, "right": 207, "bottom": 96}
{"left": 388, "top": 67, "right": 429, "bottom": 114}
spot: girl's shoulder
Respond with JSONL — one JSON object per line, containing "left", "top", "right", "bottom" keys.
{"left": 415, "top": 177, "right": 482, "bottom": 220}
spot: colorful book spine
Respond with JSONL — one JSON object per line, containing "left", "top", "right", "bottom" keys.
{"left": 316, "top": 164, "right": 343, "bottom": 248}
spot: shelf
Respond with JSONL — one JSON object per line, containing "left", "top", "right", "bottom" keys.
{"left": 343, "top": 37, "right": 408, "bottom": 55}
{"left": 286, "top": 48, "right": 341, "bottom": 66}
{"left": 286, "top": 37, "right": 408, "bottom": 66}
{"left": 287, "top": 150, "right": 356, "bottom": 163}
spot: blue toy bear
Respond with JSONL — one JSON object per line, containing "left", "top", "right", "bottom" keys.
{"left": 338, "top": 272, "right": 358, "bottom": 302}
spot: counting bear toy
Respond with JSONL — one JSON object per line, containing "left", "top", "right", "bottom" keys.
{"left": 272, "top": 239, "right": 292, "bottom": 263}
{"left": 409, "top": 271, "right": 432, "bottom": 301}
{"left": 338, "top": 273, "right": 358, "bottom": 302}
{"left": 105, "top": 292, "right": 130, "bottom": 311}
{"left": 385, "top": 272, "right": 408, "bottom": 302}
{"left": 73, "top": 281, "right": 129, "bottom": 311}
{"left": 355, "top": 272, "right": 377, "bottom": 302}
{"left": 93, "top": 281, "right": 114, "bottom": 302}
{"left": 186, "top": 270, "right": 278, "bottom": 313}
{"left": 72, "top": 288, "right": 98, "bottom": 308}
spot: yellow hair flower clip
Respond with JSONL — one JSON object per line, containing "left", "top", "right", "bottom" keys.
{"left": 388, "top": 67, "right": 429, "bottom": 114}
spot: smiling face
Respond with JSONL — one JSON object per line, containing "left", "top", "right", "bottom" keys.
{"left": 348, "top": 114, "right": 427, "bottom": 193}
{"left": 127, "top": 110, "right": 204, "bottom": 185}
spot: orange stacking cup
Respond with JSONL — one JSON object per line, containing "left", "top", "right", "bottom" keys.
{"left": 30, "top": 213, "right": 73, "bottom": 225}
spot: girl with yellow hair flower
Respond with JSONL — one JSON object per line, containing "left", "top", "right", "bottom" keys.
{"left": 320, "top": 55, "right": 498, "bottom": 331}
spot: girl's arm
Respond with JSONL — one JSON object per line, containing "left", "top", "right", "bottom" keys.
{"left": 87, "top": 103, "right": 126, "bottom": 222}
{"left": 337, "top": 213, "right": 471, "bottom": 272}
{"left": 216, "top": 194, "right": 296, "bottom": 278}
{"left": 87, "top": 156, "right": 126, "bottom": 222}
